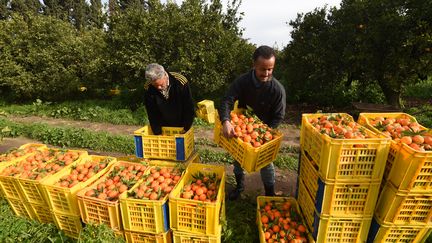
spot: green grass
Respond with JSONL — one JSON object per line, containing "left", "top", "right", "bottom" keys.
{"left": 0, "top": 99, "right": 216, "bottom": 128}
{"left": 0, "top": 118, "right": 135, "bottom": 154}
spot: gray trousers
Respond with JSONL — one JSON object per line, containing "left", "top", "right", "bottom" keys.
{"left": 233, "top": 161, "right": 275, "bottom": 187}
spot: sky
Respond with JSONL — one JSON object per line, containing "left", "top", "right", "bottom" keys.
{"left": 101, "top": 0, "right": 342, "bottom": 49}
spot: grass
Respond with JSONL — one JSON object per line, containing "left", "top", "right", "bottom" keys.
{"left": 0, "top": 118, "right": 135, "bottom": 154}
{"left": 0, "top": 99, "right": 215, "bottom": 128}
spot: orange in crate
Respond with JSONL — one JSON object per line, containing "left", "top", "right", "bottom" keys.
{"left": 214, "top": 111, "right": 283, "bottom": 173}
{"left": 358, "top": 112, "right": 432, "bottom": 193}
{"left": 77, "top": 160, "right": 149, "bottom": 231}
{"left": 169, "top": 163, "right": 225, "bottom": 236}
{"left": 41, "top": 155, "right": 116, "bottom": 215}
{"left": 301, "top": 113, "right": 391, "bottom": 182}
{"left": 256, "top": 196, "right": 313, "bottom": 243}
{"left": 120, "top": 162, "right": 186, "bottom": 234}
{"left": 17, "top": 149, "right": 88, "bottom": 205}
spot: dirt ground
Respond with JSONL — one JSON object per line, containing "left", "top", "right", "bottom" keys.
{"left": 1, "top": 115, "right": 301, "bottom": 198}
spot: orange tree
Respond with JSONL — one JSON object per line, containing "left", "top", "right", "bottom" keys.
{"left": 281, "top": 0, "right": 432, "bottom": 108}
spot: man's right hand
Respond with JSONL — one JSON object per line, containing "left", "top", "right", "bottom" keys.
{"left": 222, "top": 120, "right": 235, "bottom": 138}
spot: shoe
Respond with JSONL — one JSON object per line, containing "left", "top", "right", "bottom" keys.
{"left": 264, "top": 184, "right": 275, "bottom": 196}
{"left": 228, "top": 188, "right": 243, "bottom": 201}
{"left": 228, "top": 173, "right": 245, "bottom": 201}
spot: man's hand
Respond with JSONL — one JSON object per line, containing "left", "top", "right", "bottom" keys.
{"left": 222, "top": 120, "right": 235, "bottom": 138}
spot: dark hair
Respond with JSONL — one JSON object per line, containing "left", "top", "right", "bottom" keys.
{"left": 253, "top": 45, "right": 276, "bottom": 61}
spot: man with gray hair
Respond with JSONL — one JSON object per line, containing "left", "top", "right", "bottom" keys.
{"left": 144, "top": 63, "right": 195, "bottom": 135}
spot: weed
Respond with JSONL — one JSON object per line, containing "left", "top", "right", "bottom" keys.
{"left": 222, "top": 196, "right": 259, "bottom": 243}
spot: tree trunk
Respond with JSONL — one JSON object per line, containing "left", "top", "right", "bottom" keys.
{"left": 377, "top": 78, "right": 401, "bottom": 109}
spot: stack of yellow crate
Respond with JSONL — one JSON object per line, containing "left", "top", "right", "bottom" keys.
{"left": 358, "top": 113, "right": 432, "bottom": 242}
{"left": 1, "top": 146, "right": 88, "bottom": 227}
{"left": 41, "top": 155, "right": 116, "bottom": 239}
{"left": 0, "top": 143, "right": 47, "bottom": 218}
{"left": 169, "top": 163, "right": 225, "bottom": 243}
{"left": 297, "top": 113, "right": 391, "bottom": 242}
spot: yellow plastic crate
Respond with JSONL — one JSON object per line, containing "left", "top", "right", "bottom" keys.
{"left": 6, "top": 197, "right": 34, "bottom": 219}
{"left": 52, "top": 211, "right": 83, "bottom": 239}
{"left": 357, "top": 112, "right": 424, "bottom": 134}
{"left": 120, "top": 163, "right": 184, "bottom": 234}
{"left": 196, "top": 100, "right": 216, "bottom": 124}
{"left": 196, "top": 110, "right": 217, "bottom": 124}
{"left": 297, "top": 178, "right": 317, "bottom": 231}
{"left": 300, "top": 113, "right": 391, "bottom": 182}
{"left": 214, "top": 115, "right": 283, "bottom": 173}
{"left": 0, "top": 174, "right": 23, "bottom": 200}
{"left": 173, "top": 227, "right": 222, "bottom": 243}
{"left": 358, "top": 112, "right": 430, "bottom": 184}
{"left": 388, "top": 141, "right": 432, "bottom": 194}
{"left": 0, "top": 143, "right": 47, "bottom": 164}
{"left": 197, "top": 100, "right": 215, "bottom": 115}
{"left": 298, "top": 152, "right": 381, "bottom": 217}
{"left": 299, "top": 150, "right": 320, "bottom": 197}
{"left": 124, "top": 230, "right": 172, "bottom": 243}
{"left": 375, "top": 182, "right": 432, "bottom": 225}
{"left": 134, "top": 126, "right": 195, "bottom": 161}
{"left": 29, "top": 202, "right": 55, "bottom": 224}
{"left": 41, "top": 155, "right": 116, "bottom": 215}
{"left": 257, "top": 196, "right": 314, "bottom": 243}
{"left": 311, "top": 177, "right": 380, "bottom": 217}
{"left": 17, "top": 149, "right": 88, "bottom": 205}
{"left": 311, "top": 213, "right": 372, "bottom": 243}
{"left": 367, "top": 216, "right": 432, "bottom": 243}
{"left": 169, "top": 163, "right": 225, "bottom": 235}
{"left": 77, "top": 161, "right": 149, "bottom": 231}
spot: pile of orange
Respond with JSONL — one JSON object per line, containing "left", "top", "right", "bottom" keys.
{"left": 129, "top": 166, "right": 183, "bottom": 200}
{"left": 308, "top": 114, "right": 370, "bottom": 139}
{"left": 230, "top": 112, "right": 276, "bottom": 148}
{"left": 1, "top": 150, "right": 59, "bottom": 177}
{"left": 0, "top": 145, "right": 40, "bottom": 162}
{"left": 260, "top": 200, "right": 308, "bottom": 243}
{"left": 55, "top": 157, "right": 111, "bottom": 188}
{"left": 83, "top": 163, "right": 147, "bottom": 201}
{"left": 180, "top": 172, "right": 220, "bottom": 202}
{"left": 370, "top": 117, "right": 432, "bottom": 151}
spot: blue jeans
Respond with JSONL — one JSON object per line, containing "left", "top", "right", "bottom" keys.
{"left": 233, "top": 161, "right": 275, "bottom": 187}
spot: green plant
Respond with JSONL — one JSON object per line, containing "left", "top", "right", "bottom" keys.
{"left": 78, "top": 223, "right": 125, "bottom": 243}
{"left": 222, "top": 196, "right": 259, "bottom": 243}
{"left": 0, "top": 118, "right": 135, "bottom": 154}
{"left": 197, "top": 148, "right": 235, "bottom": 165}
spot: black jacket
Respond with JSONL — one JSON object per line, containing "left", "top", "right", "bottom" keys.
{"left": 219, "top": 70, "right": 286, "bottom": 128}
{"left": 144, "top": 72, "right": 195, "bottom": 135}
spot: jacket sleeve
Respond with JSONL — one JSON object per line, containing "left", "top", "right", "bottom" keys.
{"left": 182, "top": 81, "right": 195, "bottom": 132}
{"left": 219, "top": 79, "right": 241, "bottom": 122}
{"left": 267, "top": 84, "right": 286, "bottom": 129}
{"left": 144, "top": 91, "right": 163, "bottom": 135}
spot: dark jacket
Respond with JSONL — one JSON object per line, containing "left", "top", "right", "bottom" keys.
{"left": 219, "top": 70, "right": 286, "bottom": 128}
{"left": 144, "top": 72, "right": 195, "bottom": 135}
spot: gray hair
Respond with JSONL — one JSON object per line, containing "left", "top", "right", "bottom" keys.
{"left": 145, "top": 63, "right": 167, "bottom": 82}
